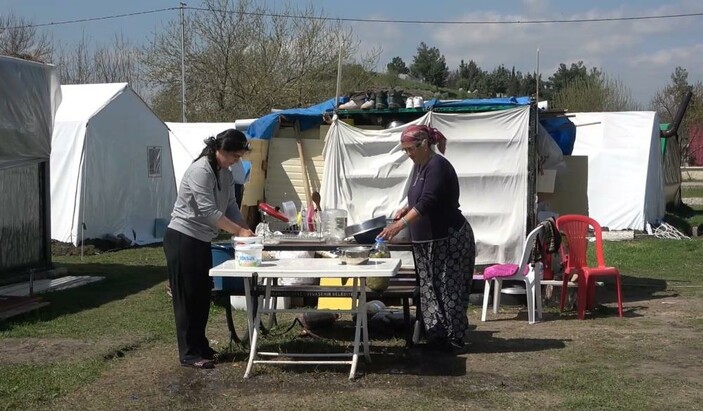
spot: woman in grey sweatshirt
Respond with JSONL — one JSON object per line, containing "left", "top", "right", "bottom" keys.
{"left": 163, "top": 129, "right": 254, "bottom": 369}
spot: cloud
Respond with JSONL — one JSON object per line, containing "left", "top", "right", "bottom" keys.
{"left": 355, "top": 0, "right": 702, "bottom": 104}
{"left": 630, "top": 44, "right": 703, "bottom": 66}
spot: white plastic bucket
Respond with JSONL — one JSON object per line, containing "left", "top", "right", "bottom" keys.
{"left": 232, "top": 236, "right": 263, "bottom": 246}
{"left": 235, "top": 244, "right": 263, "bottom": 267}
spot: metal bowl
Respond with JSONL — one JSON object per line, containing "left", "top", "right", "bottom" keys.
{"left": 338, "top": 246, "right": 371, "bottom": 265}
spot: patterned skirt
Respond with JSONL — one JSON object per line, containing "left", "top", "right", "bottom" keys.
{"left": 413, "top": 221, "right": 476, "bottom": 345}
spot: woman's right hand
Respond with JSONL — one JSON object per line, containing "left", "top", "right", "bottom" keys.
{"left": 237, "top": 227, "right": 255, "bottom": 237}
{"left": 394, "top": 206, "right": 410, "bottom": 220}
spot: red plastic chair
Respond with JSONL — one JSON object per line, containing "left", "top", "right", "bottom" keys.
{"left": 556, "top": 215, "right": 624, "bottom": 320}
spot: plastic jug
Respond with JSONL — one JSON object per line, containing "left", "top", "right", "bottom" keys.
{"left": 370, "top": 238, "right": 390, "bottom": 258}
{"left": 321, "top": 209, "right": 348, "bottom": 241}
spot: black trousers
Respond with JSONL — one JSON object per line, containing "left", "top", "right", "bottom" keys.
{"left": 163, "top": 228, "right": 213, "bottom": 363}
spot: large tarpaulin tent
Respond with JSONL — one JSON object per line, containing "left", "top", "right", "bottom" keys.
{"left": 51, "top": 83, "right": 177, "bottom": 245}
{"left": 570, "top": 111, "right": 665, "bottom": 230}
{"left": 321, "top": 106, "right": 531, "bottom": 265}
{"left": 0, "top": 56, "right": 61, "bottom": 274}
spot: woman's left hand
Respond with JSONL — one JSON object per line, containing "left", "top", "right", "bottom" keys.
{"left": 377, "top": 221, "right": 404, "bottom": 241}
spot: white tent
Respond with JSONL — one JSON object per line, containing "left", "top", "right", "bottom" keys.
{"left": 570, "top": 111, "right": 665, "bottom": 230}
{"left": 166, "top": 122, "right": 247, "bottom": 190}
{"left": 321, "top": 107, "right": 530, "bottom": 265}
{"left": 51, "top": 83, "right": 177, "bottom": 245}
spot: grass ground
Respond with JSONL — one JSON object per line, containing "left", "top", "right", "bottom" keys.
{"left": 1, "top": 208, "right": 702, "bottom": 410}
{"left": 682, "top": 185, "right": 703, "bottom": 199}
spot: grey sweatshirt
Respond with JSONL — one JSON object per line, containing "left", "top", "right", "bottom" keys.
{"left": 168, "top": 157, "right": 246, "bottom": 242}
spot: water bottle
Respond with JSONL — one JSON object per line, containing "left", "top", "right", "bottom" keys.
{"left": 370, "top": 238, "right": 390, "bottom": 258}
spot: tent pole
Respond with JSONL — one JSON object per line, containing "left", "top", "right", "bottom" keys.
{"left": 180, "top": 2, "right": 187, "bottom": 122}
{"left": 335, "top": 40, "right": 343, "bottom": 110}
{"left": 535, "top": 48, "right": 540, "bottom": 110}
{"left": 80, "top": 142, "right": 88, "bottom": 261}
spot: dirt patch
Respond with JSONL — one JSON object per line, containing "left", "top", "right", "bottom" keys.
{"left": 51, "top": 237, "right": 139, "bottom": 257}
{"left": 17, "top": 284, "right": 703, "bottom": 410}
{"left": 0, "top": 337, "right": 134, "bottom": 365}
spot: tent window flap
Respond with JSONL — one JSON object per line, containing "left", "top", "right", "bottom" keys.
{"left": 148, "top": 146, "right": 162, "bottom": 177}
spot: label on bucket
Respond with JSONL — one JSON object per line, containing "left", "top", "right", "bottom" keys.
{"left": 235, "top": 244, "right": 263, "bottom": 267}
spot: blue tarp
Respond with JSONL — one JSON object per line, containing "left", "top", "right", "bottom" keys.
{"left": 246, "top": 96, "right": 532, "bottom": 140}
{"left": 424, "top": 96, "right": 531, "bottom": 108}
{"left": 246, "top": 97, "right": 342, "bottom": 140}
{"left": 539, "top": 116, "right": 576, "bottom": 155}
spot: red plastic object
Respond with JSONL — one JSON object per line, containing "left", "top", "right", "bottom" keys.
{"left": 556, "top": 215, "right": 624, "bottom": 320}
{"left": 258, "top": 202, "right": 289, "bottom": 222}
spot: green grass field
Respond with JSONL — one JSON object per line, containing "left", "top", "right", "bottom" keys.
{"left": 2, "top": 206, "right": 703, "bottom": 410}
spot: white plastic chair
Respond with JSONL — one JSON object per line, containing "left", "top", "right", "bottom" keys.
{"left": 481, "top": 225, "right": 544, "bottom": 324}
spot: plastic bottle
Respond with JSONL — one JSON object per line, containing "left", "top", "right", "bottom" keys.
{"left": 299, "top": 204, "right": 307, "bottom": 231}
{"left": 370, "top": 238, "right": 390, "bottom": 258}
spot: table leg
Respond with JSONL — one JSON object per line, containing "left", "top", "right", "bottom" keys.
{"left": 224, "top": 301, "right": 241, "bottom": 345}
{"left": 263, "top": 277, "right": 273, "bottom": 326}
{"left": 244, "top": 292, "right": 263, "bottom": 379}
{"left": 266, "top": 278, "right": 278, "bottom": 328}
{"left": 410, "top": 246, "right": 424, "bottom": 344}
{"left": 360, "top": 277, "right": 371, "bottom": 363}
{"left": 243, "top": 279, "right": 255, "bottom": 340}
{"left": 349, "top": 278, "right": 362, "bottom": 380}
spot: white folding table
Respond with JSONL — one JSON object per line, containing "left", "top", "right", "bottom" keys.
{"left": 209, "top": 257, "right": 401, "bottom": 379}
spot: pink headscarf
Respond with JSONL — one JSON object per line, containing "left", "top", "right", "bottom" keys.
{"left": 400, "top": 125, "right": 447, "bottom": 154}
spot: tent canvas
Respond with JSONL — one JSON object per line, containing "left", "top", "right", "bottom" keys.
{"left": 51, "top": 83, "right": 177, "bottom": 245}
{"left": 0, "top": 56, "right": 62, "bottom": 274}
{"left": 166, "top": 122, "right": 252, "bottom": 189}
{"left": 570, "top": 111, "right": 665, "bottom": 230}
{"left": 321, "top": 106, "right": 531, "bottom": 265}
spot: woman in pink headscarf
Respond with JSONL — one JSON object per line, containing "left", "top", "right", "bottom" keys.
{"left": 378, "top": 124, "right": 475, "bottom": 355}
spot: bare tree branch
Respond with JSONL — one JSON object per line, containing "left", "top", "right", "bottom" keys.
{"left": 0, "top": 11, "right": 53, "bottom": 62}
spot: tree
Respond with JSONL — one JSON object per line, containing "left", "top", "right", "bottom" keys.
{"left": 54, "top": 32, "right": 145, "bottom": 95}
{"left": 545, "top": 61, "right": 602, "bottom": 100}
{"left": 0, "top": 11, "right": 52, "bottom": 62}
{"left": 453, "top": 59, "right": 484, "bottom": 94}
{"left": 551, "top": 75, "right": 639, "bottom": 112}
{"left": 652, "top": 67, "right": 698, "bottom": 122}
{"left": 409, "top": 42, "right": 449, "bottom": 88}
{"left": 651, "top": 67, "right": 703, "bottom": 165}
{"left": 144, "top": 0, "right": 374, "bottom": 121}
{"left": 386, "top": 56, "right": 409, "bottom": 75}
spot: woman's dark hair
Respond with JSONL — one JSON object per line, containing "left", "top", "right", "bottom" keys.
{"left": 195, "top": 128, "right": 251, "bottom": 188}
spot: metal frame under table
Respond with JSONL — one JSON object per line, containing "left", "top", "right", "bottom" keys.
{"left": 209, "top": 257, "right": 401, "bottom": 379}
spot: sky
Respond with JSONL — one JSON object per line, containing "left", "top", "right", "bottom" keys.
{"left": 2, "top": 0, "right": 702, "bottom": 106}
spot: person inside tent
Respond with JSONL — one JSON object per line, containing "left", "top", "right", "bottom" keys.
{"left": 163, "top": 129, "right": 254, "bottom": 369}
{"left": 378, "top": 124, "right": 475, "bottom": 355}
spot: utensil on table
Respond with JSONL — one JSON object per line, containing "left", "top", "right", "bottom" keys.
{"left": 345, "top": 216, "right": 387, "bottom": 244}
{"left": 338, "top": 246, "right": 372, "bottom": 265}
{"left": 258, "top": 202, "right": 289, "bottom": 222}
{"left": 311, "top": 191, "right": 322, "bottom": 211}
